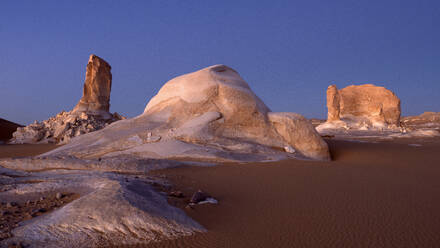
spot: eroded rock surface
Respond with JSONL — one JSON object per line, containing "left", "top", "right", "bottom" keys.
{"left": 402, "top": 112, "right": 440, "bottom": 128}
{"left": 11, "top": 111, "right": 123, "bottom": 144}
{"left": 44, "top": 65, "right": 330, "bottom": 161}
{"left": 318, "top": 84, "right": 401, "bottom": 133}
{"left": 398, "top": 112, "right": 440, "bottom": 137}
{"left": 72, "top": 54, "right": 112, "bottom": 119}
{"left": 0, "top": 162, "right": 203, "bottom": 248}
{"left": 326, "top": 85, "right": 341, "bottom": 122}
{"left": 10, "top": 55, "right": 123, "bottom": 144}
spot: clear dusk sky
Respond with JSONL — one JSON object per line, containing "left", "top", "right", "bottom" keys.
{"left": 1, "top": 0, "right": 439, "bottom": 125}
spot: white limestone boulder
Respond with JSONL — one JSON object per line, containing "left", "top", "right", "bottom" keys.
{"left": 45, "top": 65, "right": 330, "bottom": 161}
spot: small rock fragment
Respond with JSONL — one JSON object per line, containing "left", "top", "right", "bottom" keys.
{"left": 56, "top": 192, "right": 63, "bottom": 199}
{"left": 284, "top": 146, "right": 295, "bottom": 153}
{"left": 168, "top": 191, "right": 184, "bottom": 198}
{"left": 198, "top": 197, "right": 219, "bottom": 204}
{"left": 190, "top": 190, "right": 211, "bottom": 204}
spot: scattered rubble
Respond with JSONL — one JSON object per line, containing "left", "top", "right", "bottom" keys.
{"left": 0, "top": 192, "right": 79, "bottom": 242}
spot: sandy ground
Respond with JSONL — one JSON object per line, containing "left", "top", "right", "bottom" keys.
{"left": 0, "top": 144, "right": 76, "bottom": 247}
{"left": 0, "top": 192, "right": 79, "bottom": 242}
{"left": 1, "top": 139, "right": 440, "bottom": 247}
{"left": 0, "top": 144, "right": 58, "bottom": 159}
{"left": 147, "top": 138, "right": 440, "bottom": 248}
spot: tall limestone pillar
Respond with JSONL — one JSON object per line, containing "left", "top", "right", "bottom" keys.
{"left": 326, "top": 85, "right": 341, "bottom": 121}
{"left": 73, "top": 54, "right": 112, "bottom": 119}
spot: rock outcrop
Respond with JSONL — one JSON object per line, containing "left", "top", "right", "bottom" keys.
{"left": 10, "top": 55, "right": 123, "bottom": 144}
{"left": 0, "top": 161, "right": 203, "bottom": 247}
{"left": 72, "top": 54, "right": 113, "bottom": 119}
{"left": 318, "top": 84, "right": 401, "bottom": 132}
{"left": 326, "top": 85, "right": 341, "bottom": 122}
{"left": 44, "top": 65, "right": 330, "bottom": 161}
{"left": 401, "top": 112, "right": 440, "bottom": 131}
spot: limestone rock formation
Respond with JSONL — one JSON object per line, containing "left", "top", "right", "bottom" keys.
{"left": 0, "top": 160, "right": 203, "bottom": 247}
{"left": 326, "top": 85, "right": 341, "bottom": 122}
{"left": 73, "top": 54, "right": 112, "bottom": 119}
{"left": 401, "top": 112, "right": 440, "bottom": 131}
{"left": 44, "top": 65, "right": 330, "bottom": 161}
{"left": 10, "top": 55, "right": 123, "bottom": 144}
{"left": 317, "top": 84, "right": 401, "bottom": 132}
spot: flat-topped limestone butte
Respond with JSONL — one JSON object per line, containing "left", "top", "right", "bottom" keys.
{"left": 10, "top": 54, "right": 123, "bottom": 144}
{"left": 45, "top": 65, "right": 330, "bottom": 161}
{"left": 73, "top": 54, "right": 112, "bottom": 119}
{"left": 318, "top": 84, "right": 401, "bottom": 132}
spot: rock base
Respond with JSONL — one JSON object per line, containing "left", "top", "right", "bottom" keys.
{"left": 10, "top": 111, "right": 124, "bottom": 144}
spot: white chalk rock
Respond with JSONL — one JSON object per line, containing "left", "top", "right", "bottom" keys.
{"left": 45, "top": 65, "right": 330, "bottom": 161}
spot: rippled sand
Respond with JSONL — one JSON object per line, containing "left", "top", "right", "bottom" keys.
{"left": 148, "top": 138, "right": 440, "bottom": 248}
{"left": 1, "top": 139, "right": 440, "bottom": 247}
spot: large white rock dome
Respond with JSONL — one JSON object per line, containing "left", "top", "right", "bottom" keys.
{"left": 45, "top": 65, "right": 330, "bottom": 161}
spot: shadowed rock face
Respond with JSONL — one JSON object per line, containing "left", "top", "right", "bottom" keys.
{"left": 325, "top": 84, "right": 401, "bottom": 127}
{"left": 73, "top": 54, "right": 112, "bottom": 119}
{"left": 45, "top": 65, "right": 330, "bottom": 161}
{"left": 0, "top": 118, "right": 22, "bottom": 142}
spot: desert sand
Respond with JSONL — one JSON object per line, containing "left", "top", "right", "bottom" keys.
{"left": 1, "top": 132, "right": 440, "bottom": 247}
{"left": 1, "top": 64, "right": 439, "bottom": 247}
{"left": 0, "top": 144, "right": 58, "bottom": 159}
{"left": 144, "top": 137, "right": 440, "bottom": 248}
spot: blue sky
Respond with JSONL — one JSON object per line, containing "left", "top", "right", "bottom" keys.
{"left": 1, "top": 0, "right": 439, "bottom": 125}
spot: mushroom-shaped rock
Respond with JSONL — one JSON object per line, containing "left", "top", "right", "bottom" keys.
{"left": 45, "top": 65, "right": 330, "bottom": 161}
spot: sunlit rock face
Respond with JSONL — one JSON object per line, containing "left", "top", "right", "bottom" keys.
{"left": 10, "top": 55, "right": 123, "bottom": 144}
{"left": 326, "top": 85, "right": 341, "bottom": 122}
{"left": 46, "top": 65, "right": 330, "bottom": 161}
{"left": 318, "top": 84, "right": 401, "bottom": 132}
{"left": 73, "top": 54, "right": 113, "bottom": 119}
